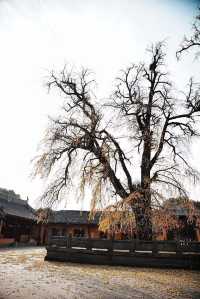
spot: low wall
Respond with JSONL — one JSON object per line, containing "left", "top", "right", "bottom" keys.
{"left": 45, "top": 237, "right": 200, "bottom": 270}
{"left": 0, "top": 238, "right": 15, "bottom": 247}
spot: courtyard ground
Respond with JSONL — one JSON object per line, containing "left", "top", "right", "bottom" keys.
{"left": 0, "top": 247, "right": 199, "bottom": 299}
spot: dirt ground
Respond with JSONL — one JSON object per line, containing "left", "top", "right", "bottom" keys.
{"left": 0, "top": 247, "right": 199, "bottom": 299}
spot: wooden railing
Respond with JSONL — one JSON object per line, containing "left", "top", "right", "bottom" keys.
{"left": 45, "top": 236, "right": 200, "bottom": 269}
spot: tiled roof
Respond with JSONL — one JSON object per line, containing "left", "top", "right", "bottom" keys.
{"left": 164, "top": 198, "right": 200, "bottom": 216}
{"left": 48, "top": 210, "right": 100, "bottom": 225}
{"left": 0, "top": 197, "right": 36, "bottom": 221}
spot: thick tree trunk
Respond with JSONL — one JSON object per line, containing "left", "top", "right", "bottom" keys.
{"left": 135, "top": 135, "right": 153, "bottom": 240}
{"left": 133, "top": 64, "right": 158, "bottom": 240}
{"left": 134, "top": 196, "right": 152, "bottom": 240}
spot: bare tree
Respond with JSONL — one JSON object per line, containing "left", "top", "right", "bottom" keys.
{"left": 177, "top": 8, "right": 200, "bottom": 59}
{"left": 33, "top": 43, "right": 200, "bottom": 240}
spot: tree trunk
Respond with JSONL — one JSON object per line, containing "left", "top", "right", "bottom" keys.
{"left": 133, "top": 196, "right": 152, "bottom": 240}
{"left": 135, "top": 135, "right": 153, "bottom": 240}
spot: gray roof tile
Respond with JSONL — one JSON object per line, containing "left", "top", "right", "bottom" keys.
{"left": 48, "top": 210, "right": 100, "bottom": 225}
{"left": 0, "top": 197, "right": 36, "bottom": 221}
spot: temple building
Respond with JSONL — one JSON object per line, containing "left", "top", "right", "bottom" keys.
{"left": 0, "top": 187, "right": 200, "bottom": 246}
{"left": 0, "top": 188, "right": 39, "bottom": 246}
{"left": 38, "top": 210, "right": 101, "bottom": 245}
{"left": 161, "top": 198, "right": 200, "bottom": 242}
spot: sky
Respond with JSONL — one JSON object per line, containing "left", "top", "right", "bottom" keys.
{"left": 0, "top": 0, "right": 199, "bottom": 209}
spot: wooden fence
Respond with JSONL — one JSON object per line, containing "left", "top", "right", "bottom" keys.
{"left": 45, "top": 236, "right": 200, "bottom": 269}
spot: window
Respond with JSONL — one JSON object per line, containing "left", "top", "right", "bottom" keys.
{"left": 73, "top": 228, "right": 85, "bottom": 237}
{"left": 61, "top": 228, "right": 66, "bottom": 236}
{"left": 52, "top": 228, "right": 59, "bottom": 236}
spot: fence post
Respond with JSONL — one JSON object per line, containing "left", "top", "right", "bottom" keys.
{"left": 131, "top": 239, "right": 136, "bottom": 253}
{"left": 86, "top": 238, "right": 92, "bottom": 250}
{"left": 176, "top": 241, "right": 183, "bottom": 256}
{"left": 152, "top": 241, "right": 158, "bottom": 255}
{"left": 108, "top": 239, "right": 113, "bottom": 259}
{"left": 67, "top": 235, "right": 72, "bottom": 249}
{"left": 135, "top": 239, "right": 139, "bottom": 252}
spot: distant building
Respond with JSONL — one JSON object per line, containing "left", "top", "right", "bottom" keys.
{"left": 0, "top": 188, "right": 39, "bottom": 246}
{"left": 38, "top": 210, "right": 101, "bottom": 245}
{"left": 0, "top": 187, "right": 200, "bottom": 246}
{"left": 159, "top": 198, "right": 200, "bottom": 242}
{"left": 0, "top": 188, "right": 102, "bottom": 246}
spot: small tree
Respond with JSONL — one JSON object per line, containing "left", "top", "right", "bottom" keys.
{"left": 33, "top": 42, "right": 200, "bottom": 240}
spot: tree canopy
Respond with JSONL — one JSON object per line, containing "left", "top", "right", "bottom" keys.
{"left": 33, "top": 10, "right": 200, "bottom": 239}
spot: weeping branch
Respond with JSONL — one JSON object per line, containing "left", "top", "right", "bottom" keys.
{"left": 33, "top": 42, "right": 200, "bottom": 239}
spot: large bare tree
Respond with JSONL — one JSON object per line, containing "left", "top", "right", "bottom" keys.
{"left": 33, "top": 42, "right": 200, "bottom": 240}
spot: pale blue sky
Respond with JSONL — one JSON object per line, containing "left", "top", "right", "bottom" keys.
{"left": 0, "top": 0, "right": 199, "bottom": 209}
